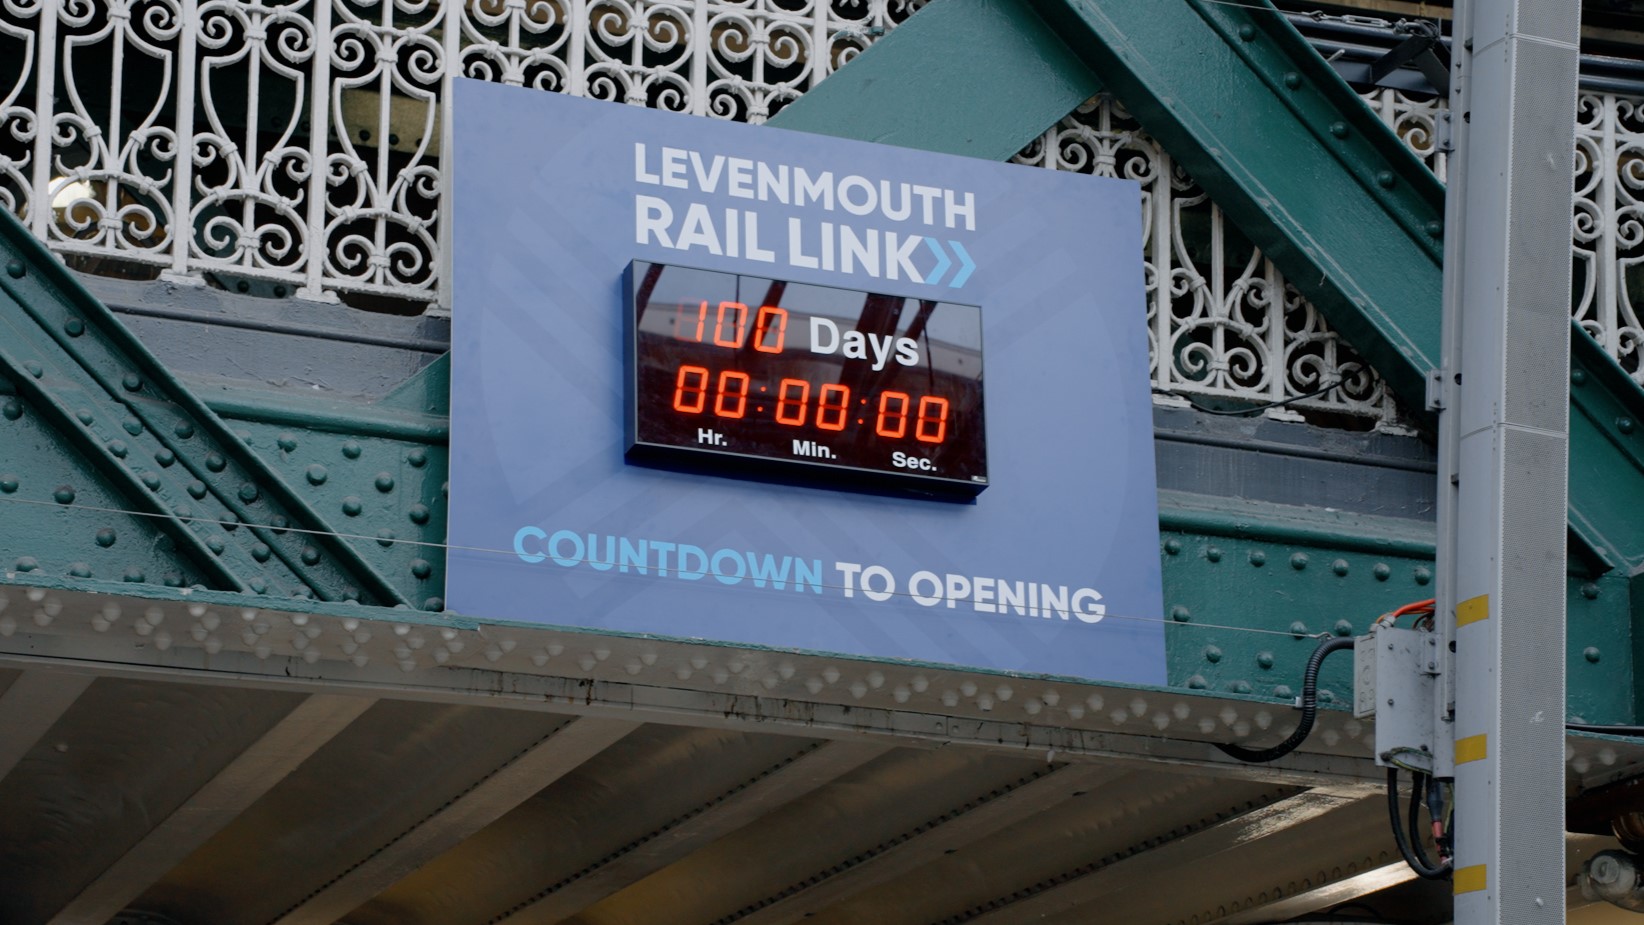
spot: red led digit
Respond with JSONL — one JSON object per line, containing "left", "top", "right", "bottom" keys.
{"left": 753, "top": 305, "right": 787, "bottom": 354}
{"left": 816, "top": 384, "right": 850, "bottom": 431}
{"left": 673, "top": 365, "right": 709, "bottom": 413}
{"left": 775, "top": 378, "right": 809, "bottom": 426}
{"left": 713, "top": 301, "right": 748, "bottom": 347}
{"left": 676, "top": 300, "right": 707, "bottom": 342}
{"left": 875, "top": 391, "right": 909, "bottom": 438}
{"left": 715, "top": 370, "right": 750, "bottom": 419}
{"left": 915, "top": 396, "right": 949, "bottom": 443}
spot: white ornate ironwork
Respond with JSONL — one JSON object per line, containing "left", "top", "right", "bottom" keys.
{"left": 1013, "top": 95, "right": 1401, "bottom": 425}
{"left": 0, "top": 4, "right": 1637, "bottom": 427}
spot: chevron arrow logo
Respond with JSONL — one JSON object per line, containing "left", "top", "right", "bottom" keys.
{"left": 921, "top": 238, "right": 976, "bottom": 288}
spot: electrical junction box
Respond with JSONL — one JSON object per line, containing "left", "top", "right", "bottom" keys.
{"left": 1354, "top": 624, "right": 1440, "bottom": 773}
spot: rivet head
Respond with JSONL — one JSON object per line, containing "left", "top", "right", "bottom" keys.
{"left": 1205, "top": 545, "right": 1222, "bottom": 562}
{"left": 122, "top": 373, "right": 142, "bottom": 392}
{"left": 1373, "top": 562, "right": 1391, "bottom": 581}
{"left": 1256, "top": 651, "right": 1275, "bottom": 669}
{"left": 95, "top": 528, "right": 117, "bottom": 547}
{"left": 108, "top": 439, "right": 127, "bottom": 458}
{"left": 0, "top": 475, "right": 16, "bottom": 493}
{"left": 1187, "top": 675, "right": 1208, "bottom": 689}
{"left": 1238, "top": 23, "right": 1256, "bottom": 40}
{"left": 63, "top": 317, "right": 84, "bottom": 336}
{"left": 249, "top": 578, "right": 267, "bottom": 593}
{"left": 1229, "top": 680, "right": 1252, "bottom": 694}
{"left": 1289, "top": 621, "right": 1309, "bottom": 638}
{"left": 1163, "top": 538, "right": 1182, "bottom": 555}
{"left": 411, "top": 558, "right": 433, "bottom": 579}
{"left": 1572, "top": 369, "right": 1588, "bottom": 386}
{"left": 1290, "top": 552, "right": 1308, "bottom": 570}
{"left": 1274, "top": 684, "right": 1294, "bottom": 699}
{"left": 205, "top": 453, "right": 226, "bottom": 472}
{"left": 207, "top": 535, "right": 226, "bottom": 554}
{"left": 409, "top": 503, "right": 430, "bottom": 525}
{"left": 1414, "top": 566, "right": 1432, "bottom": 586}
{"left": 175, "top": 422, "right": 195, "bottom": 439}
{"left": 306, "top": 464, "right": 328, "bottom": 485}
{"left": 123, "top": 417, "right": 142, "bottom": 435}
{"left": 377, "top": 528, "right": 396, "bottom": 547}
{"left": 1, "top": 400, "right": 19, "bottom": 420}
{"left": 1249, "top": 550, "right": 1267, "bottom": 567}
{"left": 187, "top": 480, "right": 207, "bottom": 499}
{"left": 1585, "top": 646, "right": 1602, "bottom": 663}
{"left": 277, "top": 433, "right": 298, "bottom": 452}
{"left": 423, "top": 596, "right": 444, "bottom": 612}
{"left": 124, "top": 567, "right": 145, "bottom": 583}
{"left": 1333, "top": 619, "right": 1354, "bottom": 636}
{"left": 342, "top": 440, "right": 363, "bottom": 460}
{"left": 407, "top": 448, "right": 428, "bottom": 468}
{"left": 1203, "top": 645, "right": 1223, "bottom": 663}
{"left": 75, "top": 408, "right": 93, "bottom": 424}
{"left": 375, "top": 472, "right": 395, "bottom": 493}
{"left": 1619, "top": 417, "right": 1636, "bottom": 434}
{"left": 1283, "top": 71, "right": 1300, "bottom": 89}
{"left": 1582, "top": 582, "right": 1601, "bottom": 600}
{"left": 301, "top": 546, "right": 321, "bottom": 565}
{"left": 54, "top": 485, "right": 75, "bottom": 504}
{"left": 1329, "top": 121, "right": 1349, "bottom": 139}
{"left": 238, "top": 483, "right": 259, "bottom": 502}
{"left": 14, "top": 556, "right": 38, "bottom": 572}
{"left": 23, "top": 361, "right": 42, "bottom": 378}
{"left": 1331, "top": 558, "right": 1350, "bottom": 576}
{"left": 140, "top": 471, "right": 160, "bottom": 490}
{"left": 69, "top": 563, "right": 91, "bottom": 578}
{"left": 1425, "top": 220, "right": 1443, "bottom": 238}
{"left": 1317, "top": 689, "right": 1335, "bottom": 704}
{"left": 5, "top": 260, "right": 23, "bottom": 278}
{"left": 1171, "top": 605, "right": 1192, "bottom": 622}
{"left": 342, "top": 496, "right": 363, "bottom": 516}
{"left": 155, "top": 448, "right": 175, "bottom": 467}
{"left": 1376, "top": 171, "right": 1396, "bottom": 189}
{"left": 250, "top": 543, "right": 272, "bottom": 563}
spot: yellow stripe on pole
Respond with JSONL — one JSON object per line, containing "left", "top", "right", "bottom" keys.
{"left": 1453, "top": 864, "right": 1487, "bottom": 894}
{"left": 1455, "top": 734, "right": 1488, "bottom": 764}
{"left": 1456, "top": 594, "right": 1489, "bottom": 627}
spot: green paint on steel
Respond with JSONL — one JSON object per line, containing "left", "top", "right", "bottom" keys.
{"left": 0, "top": 209, "right": 412, "bottom": 607}
{"left": 768, "top": 0, "right": 1100, "bottom": 161}
{"left": 1018, "top": 0, "right": 1443, "bottom": 414}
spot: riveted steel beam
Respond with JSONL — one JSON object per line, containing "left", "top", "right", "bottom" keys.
{"left": 767, "top": 0, "right": 1099, "bottom": 160}
{"left": 0, "top": 210, "right": 411, "bottom": 606}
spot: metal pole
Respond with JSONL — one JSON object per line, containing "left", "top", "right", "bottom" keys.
{"left": 1438, "top": 2, "right": 1579, "bottom": 923}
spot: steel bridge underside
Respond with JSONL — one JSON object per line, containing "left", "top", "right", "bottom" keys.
{"left": 2, "top": 1, "right": 1643, "bottom": 923}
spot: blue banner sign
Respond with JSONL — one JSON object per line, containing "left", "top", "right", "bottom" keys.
{"left": 448, "top": 81, "right": 1165, "bottom": 684}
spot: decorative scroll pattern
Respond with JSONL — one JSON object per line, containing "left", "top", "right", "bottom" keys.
{"left": 1013, "top": 95, "right": 1399, "bottom": 425}
{"left": 0, "top": 3, "right": 1639, "bottom": 424}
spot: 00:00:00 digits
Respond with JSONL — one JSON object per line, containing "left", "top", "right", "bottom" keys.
{"left": 668, "top": 365, "right": 951, "bottom": 444}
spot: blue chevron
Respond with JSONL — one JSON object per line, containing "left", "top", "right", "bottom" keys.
{"left": 923, "top": 237, "right": 951, "bottom": 285}
{"left": 948, "top": 240, "right": 975, "bottom": 288}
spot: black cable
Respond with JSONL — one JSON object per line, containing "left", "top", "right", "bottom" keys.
{"left": 1569, "top": 723, "right": 1644, "bottom": 736}
{"left": 1184, "top": 378, "right": 1345, "bottom": 417}
{"left": 1216, "top": 635, "right": 1356, "bottom": 763}
{"left": 1387, "top": 767, "right": 1450, "bottom": 880}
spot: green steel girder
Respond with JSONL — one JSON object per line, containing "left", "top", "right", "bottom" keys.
{"left": 774, "top": 0, "right": 1644, "bottom": 714}
{"left": 0, "top": 209, "right": 412, "bottom": 607}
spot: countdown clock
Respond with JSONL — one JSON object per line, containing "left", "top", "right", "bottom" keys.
{"left": 624, "top": 260, "right": 988, "bottom": 498}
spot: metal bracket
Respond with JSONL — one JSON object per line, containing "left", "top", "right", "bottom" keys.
{"left": 1426, "top": 368, "right": 1445, "bottom": 411}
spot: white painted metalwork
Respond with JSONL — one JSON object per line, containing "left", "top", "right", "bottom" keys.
{"left": 0, "top": 3, "right": 1635, "bottom": 427}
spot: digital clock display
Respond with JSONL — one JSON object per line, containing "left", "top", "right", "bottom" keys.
{"left": 625, "top": 260, "right": 988, "bottom": 497}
